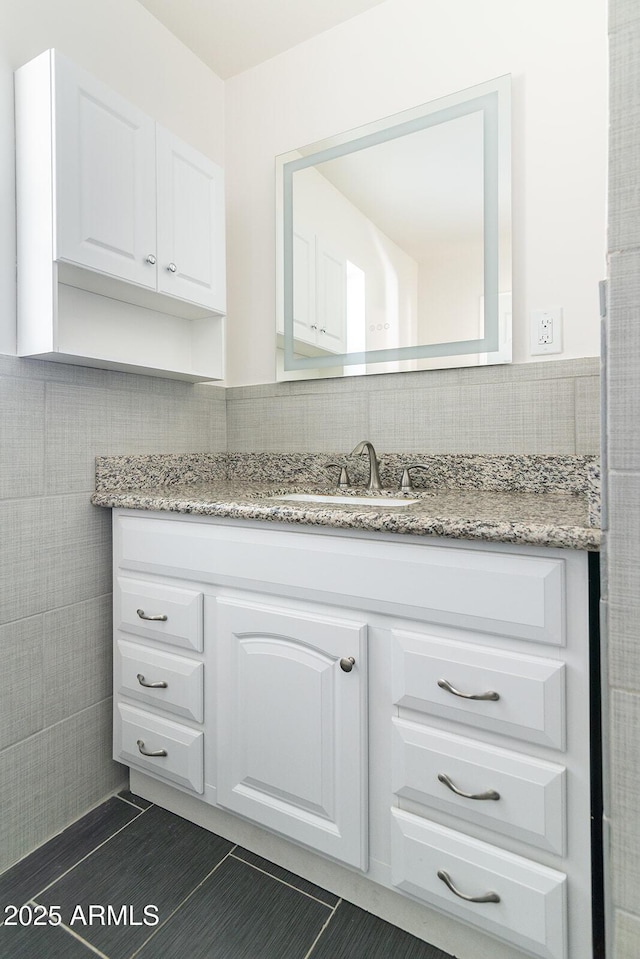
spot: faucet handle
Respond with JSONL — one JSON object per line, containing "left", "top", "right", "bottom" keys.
{"left": 400, "top": 464, "right": 430, "bottom": 492}
{"left": 326, "top": 463, "right": 351, "bottom": 489}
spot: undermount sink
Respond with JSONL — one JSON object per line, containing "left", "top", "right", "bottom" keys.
{"left": 274, "top": 493, "right": 418, "bottom": 507}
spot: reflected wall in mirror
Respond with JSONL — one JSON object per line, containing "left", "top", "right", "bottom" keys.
{"left": 276, "top": 75, "right": 511, "bottom": 380}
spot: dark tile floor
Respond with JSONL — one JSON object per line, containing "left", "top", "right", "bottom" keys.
{"left": 0, "top": 791, "right": 453, "bottom": 959}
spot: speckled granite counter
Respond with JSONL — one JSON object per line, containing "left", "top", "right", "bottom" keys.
{"left": 91, "top": 453, "right": 600, "bottom": 551}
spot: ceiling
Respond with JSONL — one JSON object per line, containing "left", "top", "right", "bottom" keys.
{"left": 135, "top": 0, "right": 389, "bottom": 79}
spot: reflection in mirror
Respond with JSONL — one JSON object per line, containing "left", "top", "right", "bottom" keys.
{"left": 276, "top": 75, "right": 511, "bottom": 380}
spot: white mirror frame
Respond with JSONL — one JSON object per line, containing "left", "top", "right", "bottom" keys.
{"left": 276, "top": 74, "right": 511, "bottom": 378}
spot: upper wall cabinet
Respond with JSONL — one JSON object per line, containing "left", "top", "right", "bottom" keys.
{"left": 288, "top": 227, "right": 347, "bottom": 356}
{"left": 15, "top": 50, "right": 226, "bottom": 382}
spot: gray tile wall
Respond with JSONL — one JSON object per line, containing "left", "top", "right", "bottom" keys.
{"left": 0, "top": 349, "right": 600, "bottom": 880}
{"left": 226, "top": 358, "right": 600, "bottom": 455}
{"left": 0, "top": 354, "right": 226, "bottom": 874}
{"left": 606, "top": 2, "right": 640, "bottom": 955}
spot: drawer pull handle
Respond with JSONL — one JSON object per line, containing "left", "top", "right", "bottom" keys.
{"left": 136, "top": 608, "right": 168, "bottom": 622}
{"left": 437, "top": 678, "right": 500, "bottom": 701}
{"left": 340, "top": 656, "right": 356, "bottom": 673}
{"left": 136, "top": 739, "right": 167, "bottom": 758}
{"left": 437, "top": 870, "right": 500, "bottom": 904}
{"left": 137, "top": 673, "right": 168, "bottom": 689}
{"left": 438, "top": 773, "right": 500, "bottom": 802}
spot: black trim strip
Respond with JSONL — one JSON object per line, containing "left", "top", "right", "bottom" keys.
{"left": 589, "top": 552, "right": 606, "bottom": 958}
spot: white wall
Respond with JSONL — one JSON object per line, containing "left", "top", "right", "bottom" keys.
{"left": 0, "top": 0, "right": 225, "bottom": 355}
{"left": 225, "top": 0, "right": 608, "bottom": 386}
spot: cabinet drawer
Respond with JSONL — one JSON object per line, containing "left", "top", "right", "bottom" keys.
{"left": 391, "top": 809, "right": 567, "bottom": 959}
{"left": 117, "top": 576, "right": 203, "bottom": 652}
{"left": 392, "top": 629, "right": 565, "bottom": 749}
{"left": 116, "top": 515, "right": 565, "bottom": 644}
{"left": 392, "top": 720, "right": 566, "bottom": 854}
{"left": 115, "top": 703, "right": 204, "bottom": 793}
{"left": 115, "top": 638, "right": 204, "bottom": 722}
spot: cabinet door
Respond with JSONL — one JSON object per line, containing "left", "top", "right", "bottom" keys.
{"left": 156, "top": 126, "right": 226, "bottom": 313}
{"left": 54, "top": 52, "right": 157, "bottom": 287}
{"left": 216, "top": 596, "right": 368, "bottom": 869}
{"left": 316, "top": 238, "right": 346, "bottom": 353}
{"left": 292, "top": 227, "right": 316, "bottom": 346}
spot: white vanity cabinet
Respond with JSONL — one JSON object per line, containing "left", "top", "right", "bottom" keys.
{"left": 15, "top": 49, "right": 226, "bottom": 381}
{"left": 111, "top": 510, "right": 596, "bottom": 959}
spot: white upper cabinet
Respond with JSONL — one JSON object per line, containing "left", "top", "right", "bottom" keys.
{"left": 156, "top": 127, "right": 225, "bottom": 311}
{"left": 54, "top": 55, "right": 158, "bottom": 288}
{"left": 15, "top": 49, "right": 226, "bottom": 381}
{"left": 286, "top": 225, "right": 347, "bottom": 356}
{"left": 315, "top": 238, "right": 346, "bottom": 353}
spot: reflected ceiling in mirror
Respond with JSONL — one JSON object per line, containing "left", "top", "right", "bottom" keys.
{"left": 276, "top": 75, "right": 511, "bottom": 380}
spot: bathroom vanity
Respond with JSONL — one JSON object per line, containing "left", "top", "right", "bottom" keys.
{"left": 93, "top": 453, "right": 600, "bottom": 959}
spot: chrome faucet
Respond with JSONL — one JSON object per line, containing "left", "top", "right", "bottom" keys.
{"left": 351, "top": 441, "right": 383, "bottom": 491}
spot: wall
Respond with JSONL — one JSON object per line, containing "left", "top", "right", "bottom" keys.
{"left": 224, "top": 0, "right": 607, "bottom": 386}
{"left": 227, "top": 356, "right": 600, "bottom": 454}
{"left": 0, "top": 0, "right": 227, "bottom": 872}
{"left": 604, "top": 2, "right": 640, "bottom": 955}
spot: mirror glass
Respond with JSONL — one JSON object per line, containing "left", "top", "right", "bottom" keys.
{"left": 276, "top": 75, "right": 511, "bottom": 379}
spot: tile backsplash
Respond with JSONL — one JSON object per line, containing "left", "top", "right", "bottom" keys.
{"left": 226, "top": 357, "right": 600, "bottom": 455}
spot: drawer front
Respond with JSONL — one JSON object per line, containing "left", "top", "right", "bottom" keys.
{"left": 117, "top": 576, "right": 203, "bottom": 652}
{"left": 116, "top": 638, "right": 204, "bottom": 722}
{"left": 115, "top": 703, "right": 204, "bottom": 793}
{"left": 391, "top": 809, "right": 567, "bottom": 959}
{"left": 392, "top": 720, "right": 566, "bottom": 854}
{"left": 116, "top": 514, "right": 565, "bottom": 644}
{"left": 392, "top": 629, "right": 565, "bottom": 749}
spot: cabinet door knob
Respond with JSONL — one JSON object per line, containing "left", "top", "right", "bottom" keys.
{"left": 136, "top": 673, "right": 168, "bottom": 689}
{"left": 437, "top": 678, "right": 500, "bottom": 701}
{"left": 437, "top": 773, "right": 500, "bottom": 801}
{"left": 437, "top": 870, "right": 500, "bottom": 904}
{"left": 145, "top": 254, "right": 156, "bottom": 265}
{"left": 167, "top": 262, "right": 178, "bottom": 273}
{"left": 340, "top": 656, "right": 356, "bottom": 672}
{"left": 136, "top": 739, "right": 167, "bottom": 758}
{"left": 136, "top": 608, "right": 168, "bottom": 622}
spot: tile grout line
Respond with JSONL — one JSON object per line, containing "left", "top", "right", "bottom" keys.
{"left": 23, "top": 901, "right": 111, "bottom": 959}
{"left": 30, "top": 806, "right": 151, "bottom": 904}
{"left": 229, "top": 853, "right": 334, "bottom": 909}
{"left": 128, "top": 844, "right": 238, "bottom": 959}
{"left": 115, "top": 795, "right": 152, "bottom": 812}
{"left": 302, "top": 897, "right": 343, "bottom": 959}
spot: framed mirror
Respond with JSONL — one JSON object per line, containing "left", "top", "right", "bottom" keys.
{"left": 276, "top": 75, "right": 511, "bottom": 380}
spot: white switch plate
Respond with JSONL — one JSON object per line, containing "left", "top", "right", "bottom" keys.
{"left": 530, "top": 307, "right": 563, "bottom": 355}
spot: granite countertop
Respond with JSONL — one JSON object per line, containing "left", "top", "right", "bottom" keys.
{"left": 91, "top": 453, "right": 601, "bottom": 551}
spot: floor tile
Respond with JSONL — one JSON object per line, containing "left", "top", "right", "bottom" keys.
{"left": 117, "top": 790, "right": 153, "bottom": 811}
{"left": 0, "top": 797, "right": 141, "bottom": 909}
{"left": 35, "top": 805, "right": 233, "bottom": 959}
{"left": 309, "top": 899, "right": 452, "bottom": 959}
{"left": 135, "top": 854, "right": 331, "bottom": 959}
{"left": 232, "top": 847, "right": 339, "bottom": 907}
{"left": 0, "top": 920, "right": 99, "bottom": 958}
